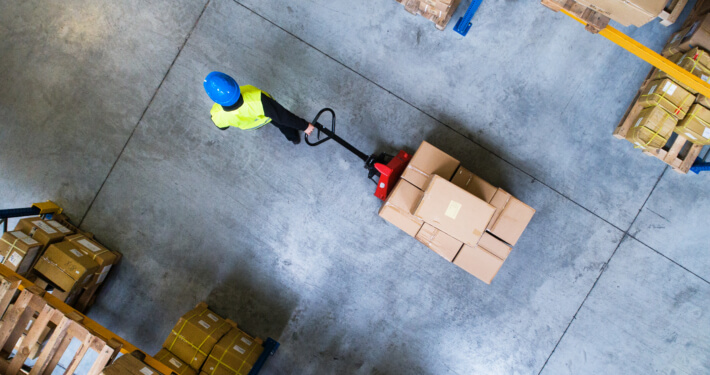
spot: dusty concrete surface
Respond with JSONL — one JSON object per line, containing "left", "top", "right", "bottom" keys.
{"left": 1, "top": 0, "right": 708, "bottom": 374}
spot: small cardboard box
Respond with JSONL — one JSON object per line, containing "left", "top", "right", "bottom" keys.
{"left": 65, "top": 234, "right": 118, "bottom": 286}
{"left": 163, "top": 303, "right": 233, "bottom": 370}
{"left": 202, "top": 328, "right": 264, "bottom": 375}
{"left": 573, "top": 0, "right": 666, "bottom": 27}
{"left": 663, "top": 15, "right": 710, "bottom": 55}
{"left": 453, "top": 244, "right": 505, "bottom": 284}
{"left": 101, "top": 354, "right": 160, "bottom": 375}
{"left": 33, "top": 241, "right": 99, "bottom": 292}
{"left": 15, "top": 218, "right": 72, "bottom": 253}
{"left": 450, "top": 166, "right": 497, "bottom": 203}
{"left": 638, "top": 78, "right": 695, "bottom": 119}
{"left": 626, "top": 105, "right": 678, "bottom": 150}
{"left": 478, "top": 232, "right": 512, "bottom": 261}
{"left": 486, "top": 189, "right": 536, "bottom": 246}
{"left": 379, "top": 179, "right": 425, "bottom": 237}
{"left": 415, "top": 223, "right": 463, "bottom": 261}
{"left": 0, "top": 231, "right": 42, "bottom": 274}
{"left": 414, "top": 175, "right": 495, "bottom": 247}
{"left": 154, "top": 348, "right": 197, "bottom": 375}
{"left": 697, "top": 93, "right": 710, "bottom": 108}
{"left": 401, "top": 141, "right": 460, "bottom": 189}
{"left": 675, "top": 103, "right": 710, "bottom": 145}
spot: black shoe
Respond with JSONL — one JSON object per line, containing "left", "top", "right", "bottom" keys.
{"left": 291, "top": 135, "right": 301, "bottom": 145}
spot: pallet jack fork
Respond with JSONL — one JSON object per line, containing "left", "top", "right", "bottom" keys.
{"left": 0, "top": 201, "right": 62, "bottom": 233}
{"left": 306, "top": 109, "right": 411, "bottom": 201}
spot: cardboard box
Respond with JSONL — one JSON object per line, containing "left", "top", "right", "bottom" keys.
{"left": 101, "top": 354, "right": 160, "bottom": 375}
{"left": 163, "top": 303, "right": 232, "bottom": 370}
{"left": 154, "top": 348, "right": 197, "bottom": 375}
{"left": 33, "top": 277, "right": 81, "bottom": 305}
{"left": 0, "top": 231, "right": 42, "bottom": 274}
{"left": 65, "top": 234, "right": 118, "bottom": 286}
{"left": 675, "top": 104, "right": 710, "bottom": 145}
{"left": 414, "top": 175, "right": 495, "bottom": 247}
{"left": 486, "top": 189, "right": 536, "bottom": 246}
{"left": 626, "top": 105, "right": 678, "bottom": 150}
{"left": 638, "top": 78, "right": 695, "bottom": 119}
{"left": 663, "top": 15, "right": 710, "bottom": 55}
{"left": 453, "top": 244, "right": 504, "bottom": 284}
{"left": 401, "top": 141, "right": 459, "bottom": 189}
{"left": 654, "top": 53, "right": 710, "bottom": 96}
{"left": 15, "top": 218, "right": 72, "bottom": 253}
{"left": 202, "top": 328, "right": 264, "bottom": 375}
{"left": 478, "top": 232, "right": 512, "bottom": 260}
{"left": 573, "top": 0, "right": 666, "bottom": 27}
{"left": 415, "top": 223, "right": 463, "bottom": 261}
{"left": 379, "top": 179, "right": 425, "bottom": 237}
{"left": 450, "top": 166, "right": 497, "bottom": 203}
{"left": 697, "top": 93, "right": 710, "bottom": 108}
{"left": 33, "top": 241, "right": 99, "bottom": 292}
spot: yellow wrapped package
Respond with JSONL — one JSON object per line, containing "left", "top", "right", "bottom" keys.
{"left": 675, "top": 104, "right": 710, "bottom": 145}
{"left": 655, "top": 52, "right": 710, "bottom": 95}
{"left": 626, "top": 105, "right": 677, "bottom": 150}
{"left": 637, "top": 78, "right": 695, "bottom": 120}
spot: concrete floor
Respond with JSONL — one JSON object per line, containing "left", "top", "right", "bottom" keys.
{"left": 1, "top": 0, "right": 709, "bottom": 373}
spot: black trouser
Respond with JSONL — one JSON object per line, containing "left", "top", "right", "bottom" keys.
{"left": 261, "top": 93, "right": 309, "bottom": 142}
{"left": 270, "top": 121, "right": 300, "bottom": 142}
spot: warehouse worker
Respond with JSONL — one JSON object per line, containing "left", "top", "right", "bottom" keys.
{"left": 204, "top": 71, "right": 315, "bottom": 144}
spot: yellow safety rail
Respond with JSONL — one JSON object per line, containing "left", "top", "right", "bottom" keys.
{"left": 560, "top": 8, "right": 710, "bottom": 99}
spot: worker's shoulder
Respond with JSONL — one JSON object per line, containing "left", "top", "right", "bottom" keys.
{"left": 210, "top": 102, "right": 223, "bottom": 115}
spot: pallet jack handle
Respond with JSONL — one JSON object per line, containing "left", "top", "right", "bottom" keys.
{"left": 306, "top": 108, "right": 370, "bottom": 163}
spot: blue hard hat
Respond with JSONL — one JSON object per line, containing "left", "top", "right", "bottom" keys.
{"left": 204, "top": 72, "right": 240, "bottom": 106}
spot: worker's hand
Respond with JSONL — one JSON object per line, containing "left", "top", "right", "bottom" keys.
{"left": 305, "top": 123, "right": 315, "bottom": 136}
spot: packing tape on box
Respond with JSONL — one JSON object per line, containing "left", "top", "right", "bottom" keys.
{"left": 640, "top": 86, "right": 694, "bottom": 118}
{"left": 206, "top": 333, "right": 260, "bottom": 375}
{"left": 382, "top": 202, "right": 424, "bottom": 223}
{"left": 169, "top": 309, "right": 230, "bottom": 366}
{"left": 37, "top": 255, "right": 81, "bottom": 281}
{"left": 405, "top": 164, "right": 430, "bottom": 178}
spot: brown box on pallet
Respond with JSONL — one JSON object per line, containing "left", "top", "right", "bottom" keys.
{"left": 202, "top": 328, "right": 264, "bottom": 375}
{"left": 379, "top": 179, "right": 425, "bottom": 237}
{"left": 33, "top": 277, "right": 82, "bottom": 305}
{"left": 401, "top": 141, "right": 460, "bottom": 190}
{"left": 637, "top": 78, "right": 695, "bottom": 119}
{"left": 676, "top": 104, "right": 710, "bottom": 145}
{"left": 573, "top": 0, "right": 666, "bottom": 27}
{"left": 15, "top": 218, "right": 72, "bottom": 253}
{"left": 654, "top": 53, "right": 710, "bottom": 95}
{"left": 154, "top": 348, "right": 197, "bottom": 375}
{"left": 101, "top": 354, "right": 160, "bottom": 375}
{"left": 415, "top": 223, "right": 463, "bottom": 261}
{"left": 0, "top": 231, "right": 42, "bottom": 275}
{"left": 662, "top": 15, "right": 710, "bottom": 55}
{"left": 697, "top": 93, "right": 710, "bottom": 108}
{"left": 626, "top": 105, "right": 678, "bottom": 150}
{"left": 163, "top": 303, "right": 232, "bottom": 370}
{"left": 65, "top": 234, "right": 118, "bottom": 286}
{"left": 450, "top": 166, "right": 497, "bottom": 203}
{"left": 486, "top": 189, "right": 536, "bottom": 246}
{"left": 414, "top": 175, "right": 495, "bottom": 247}
{"left": 33, "top": 241, "right": 99, "bottom": 293}
{"left": 453, "top": 244, "right": 505, "bottom": 284}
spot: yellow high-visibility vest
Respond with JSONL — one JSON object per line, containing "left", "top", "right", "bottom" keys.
{"left": 210, "top": 85, "right": 272, "bottom": 130}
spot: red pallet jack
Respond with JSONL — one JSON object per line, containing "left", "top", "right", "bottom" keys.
{"left": 306, "top": 109, "right": 411, "bottom": 200}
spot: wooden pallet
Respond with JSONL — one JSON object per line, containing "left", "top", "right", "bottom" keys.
{"left": 541, "top": 0, "right": 610, "bottom": 33}
{"left": 659, "top": 0, "right": 690, "bottom": 26}
{"left": 0, "top": 277, "right": 121, "bottom": 374}
{"left": 613, "top": 69, "right": 704, "bottom": 174}
{"left": 395, "top": 0, "right": 463, "bottom": 30}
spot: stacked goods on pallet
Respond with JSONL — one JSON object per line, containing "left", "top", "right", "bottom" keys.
{"left": 379, "top": 141, "right": 535, "bottom": 284}
{"left": 160, "top": 302, "right": 267, "bottom": 375}
{"left": 0, "top": 231, "right": 42, "bottom": 274}
{"left": 394, "top": 0, "right": 462, "bottom": 30}
{"left": 14, "top": 217, "right": 73, "bottom": 255}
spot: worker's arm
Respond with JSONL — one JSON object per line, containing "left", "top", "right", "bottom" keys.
{"left": 261, "top": 94, "right": 313, "bottom": 133}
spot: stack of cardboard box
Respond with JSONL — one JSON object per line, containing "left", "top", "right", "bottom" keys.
{"left": 571, "top": 0, "right": 667, "bottom": 27}
{"left": 159, "top": 303, "right": 265, "bottom": 375}
{"left": 394, "top": 0, "right": 462, "bottom": 30}
{"left": 379, "top": 141, "right": 535, "bottom": 284}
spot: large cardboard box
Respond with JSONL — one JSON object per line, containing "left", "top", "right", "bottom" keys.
{"left": 154, "top": 348, "right": 197, "bottom": 375}
{"left": 486, "top": 189, "right": 536, "bottom": 246}
{"left": 450, "top": 166, "right": 497, "bottom": 203}
{"left": 15, "top": 218, "right": 72, "bottom": 253}
{"left": 453, "top": 244, "right": 504, "bottom": 284}
{"left": 101, "top": 354, "right": 160, "bottom": 375}
{"left": 401, "top": 141, "right": 459, "bottom": 189}
{"left": 573, "top": 0, "right": 665, "bottom": 27}
{"left": 379, "top": 179, "right": 425, "bottom": 237}
{"left": 626, "top": 105, "right": 678, "bottom": 150}
{"left": 65, "top": 234, "right": 118, "bottom": 286}
{"left": 675, "top": 103, "right": 710, "bottom": 145}
{"left": 414, "top": 175, "right": 495, "bottom": 247}
{"left": 415, "top": 223, "right": 463, "bottom": 261}
{"left": 33, "top": 241, "right": 99, "bottom": 292}
{"left": 163, "top": 303, "right": 232, "bottom": 370}
{"left": 638, "top": 78, "right": 695, "bottom": 119}
{"left": 663, "top": 15, "right": 710, "bottom": 55}
{"left": 0, "top": 231, "right": 42, "bottom": 274}
{"left": 202, "top": 328, "right": 264, "bottom": 375}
